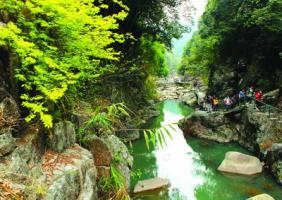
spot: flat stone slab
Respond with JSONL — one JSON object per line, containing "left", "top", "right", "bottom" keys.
{"left": 133, "top": 177, "right": 170, "bottom": 193}
{"left": 218, "top": 151, "right": 262, "bottom": 175}
{"left": 246, "top": 194, "right": 275, "bottom": 200}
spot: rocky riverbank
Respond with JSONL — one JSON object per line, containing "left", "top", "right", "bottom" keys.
{"left": 156, "top": 77, "right": 207, "bottom": 106}
{"left": 0, "top": 89, "right": 133, "bottom": 199}
{"left": 180, "top": 102, "right": 282, "bottom": 184}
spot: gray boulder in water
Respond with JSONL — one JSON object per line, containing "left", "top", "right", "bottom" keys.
{"left": 246, "top": 194, "right": 275, "bottom": 200}
{"left": 218, "top": 151, "right": 263, "bottom": 175}
{"left": 133, "top": 177, "right": 170, "bottom": 193}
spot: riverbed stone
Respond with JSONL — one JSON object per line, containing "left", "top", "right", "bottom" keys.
{"left": 133, "top": 177, "right": 170, "bottom": 193}
{"left": 218, "top": 152, "right": 262, "bottom": 175}
{"left": 48, "top": 121, "right": 76, "bottom": 152}
{"left": 246, "top": 194, "right": 275, "bottom": 200}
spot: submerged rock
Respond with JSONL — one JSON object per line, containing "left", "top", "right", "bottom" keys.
{"left": 218, "top": 152, "right": 262, "bottom": 175}
{"left": 246, "top": 193, "right": 275, "bottom": 200}
{"left": 133, "top": 177, "right": 170, "bottom": 194}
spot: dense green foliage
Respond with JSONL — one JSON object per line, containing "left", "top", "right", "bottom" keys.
{"left": 0, "top": 0, "right": 129, "bottom": 127}
{"left": 180, "top": 0, "right": 282, "bottom": 87}
{"left": 139, "top": 35, "right": 169, "bottom": 77}
{"left": 0, "top": 0, "right": 188, "bottom": 128}
{"left": 95, "top": 0, "right": 188, "bottom": 104}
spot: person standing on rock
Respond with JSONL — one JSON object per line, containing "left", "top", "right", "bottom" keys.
{"left": 205, "top": 95, "right": 212, "bottom": 113}
{"left": 212, "top": 96, "right": 219, "bottom": 111}
{"left": 254, "top": 90, "right": 263, "bottom": 108}
{"left": 255, "top": 90, "right": 263, "bottom": 101}
{"left": 207, "top": 95, "right": 213, "bottom": 112}
{"left": 247, "top": 86, "right": 254, "bottom": 102}
{"left": 224, "top": 96, "right": 232, "bottom": 110}
{"left": 239, "top": 89, "right": 246, "bottom": 105}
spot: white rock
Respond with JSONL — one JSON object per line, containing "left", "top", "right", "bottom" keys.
{"left": 218, "top": 151, "right": 262, "bottom": 175}
{"left": 133, "top": 177, "right": 170, "bottom": 193}
{"left": 246, "top": 193, "right": 275, "bottom": 200}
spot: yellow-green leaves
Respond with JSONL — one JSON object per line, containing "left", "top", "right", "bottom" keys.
{"left": 0, "top": 0, "right": 128, "bottom": 128}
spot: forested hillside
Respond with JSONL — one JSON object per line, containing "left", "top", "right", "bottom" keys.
{"left": 0, "top": 0, "right": 186, "bottom": 128}
{"left": 0, "top": 0, "right": 188, "bottom": 199}
{"left": 1, "top": 0, "right": 282, "bottom": 199}
{"left": 180, "top": 0, "right": 282, "bottom": 95}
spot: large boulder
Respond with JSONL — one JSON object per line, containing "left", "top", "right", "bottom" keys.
{"left": 265, "top": 143, "right": 282, "bottom": 184}
{"left": 83, "top": 135, "right": 112, "bottom": 167}
{"left": 83, "top": 135, "right": 133, "bottom": 190}
{"left": 181, "top": 91, "right": 197, "bottom": 106}
{"left": 246, "top": 194, "right": 275, "bottom": 200}
{"left": 263, "top": 89, "right": 280, "bottom": 104}
{"left": 0, "top": 125, "right": 98, "bottom": 200}
{"left": 180, "top": 94, "right": 282, "bottom": 184}
{"left": 43, "top": 145, "right": 97, "bottom": 200}
{"left": 133, "top": 177, "right": 170, "bottom": 194}
{"left": 9, "top": 124, "right": 45, "bottom": 174}
{"left": 218, "top": 152, "right": 262, "bottom": 175}
{"left": 103, "top": 135, "right": 133, "bottom": 189}
{"left": 180, "top": 111, "right": 237, "bottom": 143}
{"left": 48, "top": 121, "right": 76, "bottom": 152}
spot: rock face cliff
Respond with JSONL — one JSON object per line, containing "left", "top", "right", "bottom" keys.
{"left": 208, "top": 63, "right": 282, "bottom": 102}
{"left": 0, "top": 86, "right": 133, "bottom": 199}
{"left": 180, "top": 103, "right": 282, "bottom": 184}
{"left": 0, "top": 92, "right": 99, "bottom": 199}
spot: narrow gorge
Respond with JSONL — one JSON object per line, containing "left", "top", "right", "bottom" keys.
{"left": 0, "top": 0, "right": 281, "bottom": 200}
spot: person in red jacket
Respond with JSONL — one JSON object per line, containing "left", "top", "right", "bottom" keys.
{"left": 254, "top": 90, "right": 263, "bottom": 109}
{"left": 255, "top": 90, "right": 263, "bottom": 101}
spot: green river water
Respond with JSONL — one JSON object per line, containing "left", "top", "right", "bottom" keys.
{"left": 129, "top": 100, "right": 282, "bottom": 200}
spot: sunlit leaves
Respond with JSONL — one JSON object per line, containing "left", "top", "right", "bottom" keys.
{"left": 0, "top": 0, "right": 128, "bottom": 127}
{"left": 143, "top": 124, "right": 176, "bottom": 150}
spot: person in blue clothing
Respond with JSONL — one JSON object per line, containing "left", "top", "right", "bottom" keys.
{"left": 238, "top": 89, "right": 246, "bottom": 105}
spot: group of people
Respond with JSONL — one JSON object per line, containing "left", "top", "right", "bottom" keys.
{"left": 199, "top": 86, "right": 264, "bottom": 112}
{"left": 238, "top": 86, "right": 263, "bottom": 103}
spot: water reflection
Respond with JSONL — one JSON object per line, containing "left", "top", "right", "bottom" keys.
{"left": 155, "top": 101, "right": 204, "bottom": 199}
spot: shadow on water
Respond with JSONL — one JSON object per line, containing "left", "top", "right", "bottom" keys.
{"left": 129, "top": 100, "right": 282, "bottom": 200}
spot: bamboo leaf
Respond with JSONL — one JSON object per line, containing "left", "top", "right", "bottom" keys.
{"left": 144, "top": 131, "right": 150, "bottom": 150}
{"left": 163, "top": 126, "right": 173, "bottom": 140}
